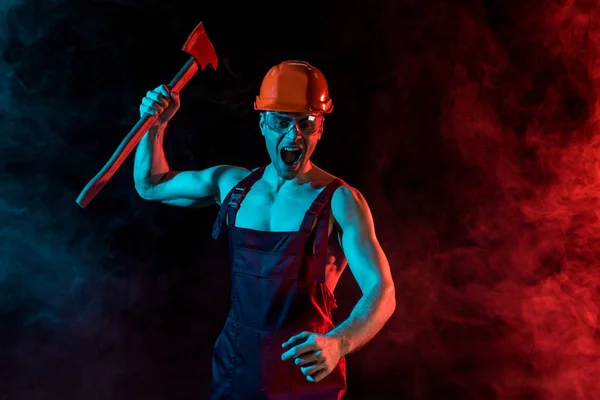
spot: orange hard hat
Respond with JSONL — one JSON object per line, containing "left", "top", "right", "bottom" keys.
{"left": 254, "top": 60, "right": 333, "bottom": 114}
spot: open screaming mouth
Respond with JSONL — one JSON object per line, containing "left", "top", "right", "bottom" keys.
{"left": 280, "top": 146, "right": 303, "bottom": 165}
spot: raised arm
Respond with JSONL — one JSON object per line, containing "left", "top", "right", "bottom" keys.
{"left": 133, "top": 85, "right": 248, "bottom": 207}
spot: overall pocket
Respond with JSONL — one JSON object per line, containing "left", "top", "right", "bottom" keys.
{"left": 260, "top": 331, "right": 294, "bottom": 398}
{"left": 289, "top": 326, "right": 347, "bottom": 400}
{"left": 232, "top": 247, "right": 300, "bottom": 278}
{"left": 260, "top": 327, "right": 347, "bottom": 400}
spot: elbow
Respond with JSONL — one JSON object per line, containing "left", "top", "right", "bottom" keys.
{"left": 135, "top": 173, "right": 169, "bottom": 200}
{"left": 382, "top": 281, "right": 396, "bottom": 318}
{"left": 377, "top": 280, "right": 396, "bottom": 318}
{"left": 364, "top": 279, "right": 396, "bottom": 317}
{"left": 134, "top": 183, "right": 153, "bottom": 200}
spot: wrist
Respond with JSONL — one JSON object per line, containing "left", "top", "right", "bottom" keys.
{"left": 147, "top": 124, "right": 168, "bottom": 142}
{"left": 328, "top": 331, "right": 351, "bottom": 357}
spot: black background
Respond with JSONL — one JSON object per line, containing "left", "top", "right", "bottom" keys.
{"left": 1, "top": 0, "right": 600, "bottom": 399}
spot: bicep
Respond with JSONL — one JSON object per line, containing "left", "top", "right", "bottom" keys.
{"left": 160, "top": 196, "right": 219, "bottom": 208}
{"left": 333, "top": 187, "right": 393, "bottom": 294}
{"left": 142, "top": 165, "right": 247, "bottom": 206}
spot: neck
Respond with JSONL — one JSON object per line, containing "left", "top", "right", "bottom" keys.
{"left": 264, "top": 162, "right": 315, "bottom": 191}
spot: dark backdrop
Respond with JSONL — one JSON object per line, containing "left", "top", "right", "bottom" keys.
{"left": 1, "top": 0, "right": 599, "bottom": 399}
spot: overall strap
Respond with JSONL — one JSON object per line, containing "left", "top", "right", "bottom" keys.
{"left": 212, "top": 166, "right": 267, "bottom": 240}
{"left": 299, "top": 178, "right": 346, "bottom": 282}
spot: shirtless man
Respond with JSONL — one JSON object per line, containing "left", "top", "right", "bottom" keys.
{"left": 134, "top": 60, "right": 396, "bottom": 399}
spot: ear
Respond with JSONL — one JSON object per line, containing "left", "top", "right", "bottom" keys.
{"left": 259, "top": 112, "right": 266, "bottom": 137}
{"left": 320, "top": 115, "right": 326, "bottom": 135}
{"left": 317, "top": 119, "right": 325, "bottom": 140}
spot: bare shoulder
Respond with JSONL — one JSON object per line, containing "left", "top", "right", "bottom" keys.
{"left": 331, "top": 185, "right": 367, "bottom": 214}
{"left": 214, "top": 164, "right": 252, "bottom": 185}
{"left": 214, "top": 165, "right": 253, "bottom": 205}
{"left": 330, "top": 181, "right": 372, "bottom": 230}
{"left": 310, "top": 165, "right": 345, "bottom": 189}
{"left": 310, "top": 166, "right": 365, "bottom": 211}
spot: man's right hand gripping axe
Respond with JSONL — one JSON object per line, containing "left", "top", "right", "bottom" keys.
{"left": 75, "top": 22, "right": 218, "bottom": 208}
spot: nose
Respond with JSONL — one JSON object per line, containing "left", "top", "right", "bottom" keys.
{"left": 284, "top": 124, "right": 302, "bottom": 139}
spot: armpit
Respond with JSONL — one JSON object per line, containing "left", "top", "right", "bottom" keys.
{"left": 327, "top": 229, "right": 348, "bottom": 272}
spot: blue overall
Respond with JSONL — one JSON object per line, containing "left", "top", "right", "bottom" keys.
{"left": 209, "top": 166, "right": 347, "bottom": 399}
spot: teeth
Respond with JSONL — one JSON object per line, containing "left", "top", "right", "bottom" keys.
{"left": 283, "top": 146, "right": 300, "bottom": 151}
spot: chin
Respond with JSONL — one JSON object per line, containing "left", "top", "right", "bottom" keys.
{"left": 275, "top": 164, "right": 300, "bottom": 180}
{"left": 274, "top": 158, "right": 306, "bottom": 180}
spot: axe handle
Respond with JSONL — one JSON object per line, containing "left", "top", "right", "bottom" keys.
{"left": 75, "top": 57, "right": 200, "bottom": 208}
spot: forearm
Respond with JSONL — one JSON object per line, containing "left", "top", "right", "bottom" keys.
{"left": 328, "top": 284, "right": 396, "bottom": 356}
{"left": 133, "top": 123, "right": 169, "bottom": 194}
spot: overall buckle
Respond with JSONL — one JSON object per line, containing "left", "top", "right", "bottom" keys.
{"left": 228, "top": 187, "right": 245, "bottom": 208}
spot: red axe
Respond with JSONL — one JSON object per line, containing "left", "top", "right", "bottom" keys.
{"left": 76, "top": 22, "right": 218, "bottom": 208}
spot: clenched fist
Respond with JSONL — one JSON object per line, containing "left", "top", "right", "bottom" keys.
{"left": 139, "top": 84, "right": 180, "bottom": 125}
{"left": 281, "top": 331, "right": 343, "bottom": 383}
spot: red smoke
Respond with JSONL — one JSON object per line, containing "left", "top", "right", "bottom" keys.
{"left": 354, "top": 1, "right": 600, "bottom": 398}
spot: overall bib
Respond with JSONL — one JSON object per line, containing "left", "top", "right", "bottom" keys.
{"left": 209, "top": 166, "right": 347, "bottom": 400}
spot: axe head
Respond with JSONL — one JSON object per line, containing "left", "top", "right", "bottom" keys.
{"left": 182, "top": 22, "right": 218, "bottom": 70}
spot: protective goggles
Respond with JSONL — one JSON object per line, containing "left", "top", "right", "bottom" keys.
{"left": 264, "top": 112, "right": 323, "bottom": 136}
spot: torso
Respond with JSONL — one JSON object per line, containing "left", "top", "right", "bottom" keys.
{"left": 217, "top": 165, "right": 348, "bottom": 293}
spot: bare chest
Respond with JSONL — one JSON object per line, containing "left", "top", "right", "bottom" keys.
{"left": 234, "top": 183, "right": 324, "bottom": 232}
{"left": 221, "top": 176, "right": 348, "bottom": 292}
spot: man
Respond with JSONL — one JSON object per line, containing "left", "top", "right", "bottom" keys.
{"left": 134, "top": 60, "right": 395, "bottom": 399}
